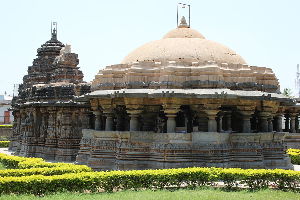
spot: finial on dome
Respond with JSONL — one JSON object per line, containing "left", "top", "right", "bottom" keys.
{"left": 51, "top": 22, "right": 58, "bottom": 40}
{"left": 178, "top": 16, "right": 189, "bottom": 28}
{"left": 177, "top": 3, "right": 190, "bottom": 28}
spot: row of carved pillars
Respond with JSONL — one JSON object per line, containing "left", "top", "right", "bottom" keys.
{"left": 92, "top": 105, "right": 285, "bottom": 133}
{"left": 283, "top": 113, "right": 300, "bottom": 133}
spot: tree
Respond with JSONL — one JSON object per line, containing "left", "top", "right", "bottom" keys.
{"left": 282, "top": 88, "right": 293, "bottom": 98}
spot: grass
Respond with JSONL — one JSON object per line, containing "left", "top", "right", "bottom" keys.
{"left": 0, "top": 188, "right": 299, "bottom": 200}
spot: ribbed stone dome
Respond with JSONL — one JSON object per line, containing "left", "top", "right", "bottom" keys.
{"left": 122, "top": 27, "right": 246, "bottom": 65}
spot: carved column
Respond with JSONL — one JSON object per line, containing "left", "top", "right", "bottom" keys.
{"left": 268, "top": 117, "right": 273, "bottom": 132}
{"left": 225, "top": 111, "right": 232, "bottom": 132}
{"left": 240, "top": 111, "right": 253, "bottom": 133}
{"left": 296, "top": 116, "right": 299, "bottom": 133}
{"left": 217, "top": 114, "right": 224, "bottom": 132}
{"left": 275, "top": 114, "right": 283, "bottom": 132}
{"left": 285, "top": 115, "right": 290, "bottom": 132}
{"left": 163, "top": 105, "right": 180, "bottom": 133}
{"left": 127, "top": 109, "right": 142, "bottom": 131}
{"left": 259, "top": 112, "right": 269, "bottom": 132}
{"left": 93, "top": 111, "right": 102, "bottom": 131}
{"left": 104, "top": 113, "right": 113, "bottom": 131}
{"left": 290, "top": 113, "right": 296, "bottom": 133}
{"left": 166, "top": 114, "right": 176, "bottom": 133}
{"left": 205, "top": 110, "right": 218, "bottom": 132}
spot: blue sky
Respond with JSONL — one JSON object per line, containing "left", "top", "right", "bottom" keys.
{"left": 1, "top": 0, "right": 300, "bottom": 96}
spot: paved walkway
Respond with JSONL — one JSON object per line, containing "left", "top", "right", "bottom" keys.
{"left": 0, "top": 148, "right": 299, "bottom": 171}
{"left": 0, "top": 148, "right": 12, "bottom": 155}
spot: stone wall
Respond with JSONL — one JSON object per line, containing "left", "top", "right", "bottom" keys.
{"left": 284, "top": 133, "right": 300, "bottom": 149}
{"left": 0, "top": 128, "right": 12, "bottom": 140}
{"left": 76, "top": 130, "right": 292, "bottom": 171}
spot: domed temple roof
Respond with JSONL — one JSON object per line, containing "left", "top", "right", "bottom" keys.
{"left": 92, "top": 18, "right": 279, "bottom": 93}
{"left": 122, "top": 19, "right": 246, "bottom": 65}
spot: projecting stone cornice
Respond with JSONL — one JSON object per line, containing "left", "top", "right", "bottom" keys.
{"left": 85, "top": 88, "right": 293, "bottom": 103}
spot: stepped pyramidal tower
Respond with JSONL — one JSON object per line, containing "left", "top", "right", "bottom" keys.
{"left": 10, "top": 22, "right": 91, "bottom": 161}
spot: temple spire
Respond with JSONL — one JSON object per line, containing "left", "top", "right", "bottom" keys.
{"left": 177, "top": 3, "right": 190, "bottom": 28}
{"left": 51, "top": 22, "right": 58, "bottom": 40}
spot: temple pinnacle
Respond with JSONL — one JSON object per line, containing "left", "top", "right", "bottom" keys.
{"left": 178, "top": 16, "right": 189, "bottom": 28}
{"left": 51, "top": 22, "right": 58, "bottom": 40}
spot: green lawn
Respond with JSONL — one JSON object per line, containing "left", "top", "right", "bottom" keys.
{"left": 0, "top": 188, "right": 299, "bottom": 200}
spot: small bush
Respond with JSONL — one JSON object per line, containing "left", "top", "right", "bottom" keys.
{"left": 0, "top": 125, "right": 12, "bottom": 128}
{"left": 0, "top": 141, "right": 10, "bottom": 148}
{"left": 287, "top": 149, "right": 300, "bottom": 165}
{"left": 0, "top": 167, "right": 299, "bottom": 195}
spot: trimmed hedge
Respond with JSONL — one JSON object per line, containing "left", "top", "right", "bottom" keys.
{"left": 0, "top": 165, "right": 92, "bottom": 177}
{"left": 0, "top": 150, "right": 299, "bottom": 194}
{"left": 0, "top": 141, "right": 10, "bottom": 148}
{"left": 287, "top": 149, "right": 300, "bottom": 165}
{"left": 0, "top": 153, "right": 90, "bottom": 170}
{"left": 0, "top": 125, "right": 12, "bottom": 128}
{"left": 0, "top": 167, "right": 299, "bottom": 195}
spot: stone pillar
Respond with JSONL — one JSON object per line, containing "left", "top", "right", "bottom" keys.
{"left": 225, "top": 112, "right": 232, "bottom": 132}
{"left": 166, "top": 114, "right": 177, "bottom": 133}
{"left": 205, "top": 110, "right": 218, "bottom": 132}
{"left": 259, "top": 113, "right": 269, "bottom": 132}
{"left": 275, "top": 114, "right": 283, "bottom": 132}
{"left": 296, "top": 116, "right": 299, "bottom": 133}
{"left": 129, "top": 114, "right": 139, "bottom": 131}
{"left": 104, "top": 113, "right": 113, "bottom": 131}
{"left": 116, "top": 114, "right": 124, "bottom": 131}
{"left": 93, "top": 111, "right": 101, "bottom": 131}
{"left": 241, "top": 111, "right": 252, "bottom": 133}
{"left": 217, "top": 114, "right": 223, "bottom": 132}
{"left": 290, "top": 114, "right": 296, "bottom": 133}
{"left": 127, "top": 109, "right": 142, "bottom": 132}
{"left": 163, "top": 106, "right": 179, "bottom": 133}
{"left": 285, "top": 115, "right": 290, "bottom": 132}
{"left": 268, "top": 118, "right": 273, "bottom": 132}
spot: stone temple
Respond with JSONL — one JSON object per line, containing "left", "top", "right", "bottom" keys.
{"left": 10, "top": 16, "right": 300, "bottom": 170}
{"left": 9, "top": 25, "right": 91, "bottom": 161}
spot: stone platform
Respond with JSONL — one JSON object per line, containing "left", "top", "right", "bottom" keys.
{"left": 284, "top": 133, "right": 300, "bottom": 149}
{"left": 76, "top": 129, "right": 292, "bottom": 171}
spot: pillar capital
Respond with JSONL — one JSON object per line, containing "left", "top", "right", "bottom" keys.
{"left": 127, "top": 109, "right": 143, "bottom": 116}
{"left": 204, "top": 109, "right": 219, "bottom": 119}
{"left": 289, "top": 112, "right": 298, "bottom": 118}
{"left": 163, "top": 104, "right": 180, "bottom": 115}
{"left": 92, "top": 111, "right": 101, "bottom": 116}
{"left": 259, "top": 111, "right": 271, "bottom": 118}
{"left": 203, "top": 109, "right": 219, "bottom": 132}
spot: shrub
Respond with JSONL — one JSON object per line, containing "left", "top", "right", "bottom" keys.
{"left": 0, "top": 153, "right": 299, "bottom": 195}
{"left": 0, "top": 141, "right": 10, "bottom": 148}
{"left": 0, "top": 125, "right": 12, "bottom": 128}
{"left": 0, "top": 165, "right": 92, "bottom": 177}
{"left": 0, "top": 153, "right": 89, "bottom": 169}
{"left": 0, "top": 168, "right": 299, "bottom": 195}
{"left": 287, "top": 149, "right": 300, "bottom": 165}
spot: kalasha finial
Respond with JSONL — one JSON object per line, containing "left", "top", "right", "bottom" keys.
{"left": 178, "top": 16, "right": 188, "bottom": 28}
{"left": 177, "top": 3, "right": 190, "bottom": 28}
{"left": 51, "top": 22, "right": 58, "bottom": 40}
